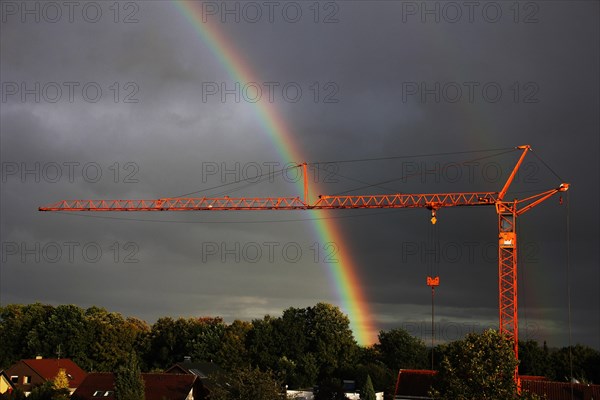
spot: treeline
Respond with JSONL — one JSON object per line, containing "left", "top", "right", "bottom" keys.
{"left": 1, "top": 303, "right": 599, "bottom": 393}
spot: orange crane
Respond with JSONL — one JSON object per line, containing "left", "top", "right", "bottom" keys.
{"left": 39, "top": 145, "right": 568, "bottom": 386}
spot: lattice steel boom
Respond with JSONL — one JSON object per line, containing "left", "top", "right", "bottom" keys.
{"left": 39, "top": 145, "right": 569, "bottom": 389}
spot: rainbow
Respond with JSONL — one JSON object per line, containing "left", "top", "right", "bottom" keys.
{"left": 173, "top": 0, "right": 376, "bottom": 345}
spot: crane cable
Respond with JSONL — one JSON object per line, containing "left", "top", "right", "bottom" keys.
{"left": 310, "top": 147, "right": 516, "bottom": 165}
{"left": 329, "top": 148, "right": 518, "bottom": 196}
{"left": 566, "top": 190, "right": 574, "bottom": 399}
{"left": 530, "top": 149, "right": 564, "bottom": 182}
{"left": 171, "top": 164, "right": 299, "bottom": 198}
{"left": 517, "top": 216, "right": 528, "bottom": 342}
{"left": 52, "top": 147, "right": 534, "bottom": 225}
{"left": 173, "top": 147, "right": 520, "bottom": 199}
{"left": 426, "top": 210, "right": 440, "bottom": 370}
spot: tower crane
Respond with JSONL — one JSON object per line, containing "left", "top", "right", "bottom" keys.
{"left": 39, "top": 144, "right": 569, "bottom": 387}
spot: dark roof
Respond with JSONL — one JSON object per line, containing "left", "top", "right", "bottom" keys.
{"left": 165, "top": 362, "right": 223, "bottom": 379}
{"left": 72, "top": 373, "right": 200, "bottom": 400}
{"left": 143, "top": 374, "right": 200, "bottom": 400}
{"left": 12, "top": 359, "right": 87, "bottom": 388}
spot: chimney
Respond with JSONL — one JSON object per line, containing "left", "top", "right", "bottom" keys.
{"left": 183, "top": 356, "right": 191, "bottom": 363}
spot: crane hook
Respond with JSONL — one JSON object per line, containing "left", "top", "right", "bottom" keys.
{"left": 430, "top": 209, "right": 437, "bottom": 225}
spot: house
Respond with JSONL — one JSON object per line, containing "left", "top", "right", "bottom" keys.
{"left": 0, "top": 371, "right": 17, "bottom": 395}
{"left": 287, "top": 382, "right": 384, "bottom": 400}
{"left": 521, "top": 377, "right": 600, "bottom": 400}
{"left": 165, "top": 358, "right": 225, "bottom": 398}
{"left": 165, "top": 359, "right": 223, "bottom": 379}
{"left": 72, "top": 373, "right": 207, "bottom": 400}
{"left": 394, "top": 369, "right": 437, "bottom": 399}
{"left": 392, "top": 370, "right": 600, "bottom": 400}
{"left": 286, "top": 389, "right": 385, "bottom": 400}
{"left": 5, "top": 357, "right": 87, "bottom": 395}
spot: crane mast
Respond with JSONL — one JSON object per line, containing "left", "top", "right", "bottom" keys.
{"left": 39, "top": 145, "right": 568, "bottom": 388}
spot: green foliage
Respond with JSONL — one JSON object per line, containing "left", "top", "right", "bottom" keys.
{"left": 431, "top": 330, "right": 518, "bottom": 400}
{"left": 207, "top": 367, "right": 285, "bottom": 400}
{"left": 518, "top": 340, "right": 552, "bottom": 378}
{"left": 114, "top": 354, "right": 145, "bottom": 400}
{"left": 85, "top": 308, "right": 149, "bottom": 372}
{"left": 360, "top": 375, "right": 376, "bottom": 400}
{"left": 0, "top": 304, "right": 148, "bottom": 371}
{"left": 0, "top": 388, "right": 26, "bottom": 400}
{"left": 216, "top": 319, "right": 252, "bottom": 370}
{"left": 314, "top": 378, "right": 349, "bottom": 400}
{"left": 190, "top": 317, "right": 227, "bottom": 364}
{"left": 3, "top": 301, "right": 599, "bottom": 397}
{"left": 0, "top": 303, "right": 53, "bottom": 367}
{"left": 550, "top": 344, "right": 600, "bottom": 383}
{"left": 338, "top": 346, "right": 394, "bottom": 396}
{"left": 520, "top": 391, "right": 546, "bottom": 400}
{"left": 143, "top": 316, "right": 228, "bottom": 370}
{"left": 246, "top": 303, "right": 358, "bottom": 389}
{"left": 374, "top": 328, "right": 428, "bottom": 370}
{"left": 306, "top": 303, "right": 357, "bottom": 378}
{"left": 27, "top": 382, "right": 69, "bottom": 400}
{"left": 144, "top": 317, "right": 189, "bottom": 369}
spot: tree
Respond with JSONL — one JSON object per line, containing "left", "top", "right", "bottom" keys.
{"left": 305, "top": 303, "right": 357, "bottom": 378}
{"left": 430, "top": 330, "right": 518, "bottom": 400}
{"left": 0, "top": 387, "right": 26, "bottom": 400}
{"left": 0, "top": 303, "right": 54, "bottom": 367}
{"left": 360, "top": 375, "right": 376, "bottom": 400}
{"left": 314, "top": 378, "right": 349, "bottom": 400}
{"left": 28, "top": 382, "right": 69, "bottom": 400}
{"left": 45, "top": 305, "right": 90, "bottom": 368}
{"left": 550, "top": 344, "right": 600, "bottom": 383}
{"left": 518, "top": 340, "right": 551, "bottom": 378}
{"left": 339, "top": 361, "right": 394, "bottom": 399}
{"left": 187, "top": 317, "right": 226, "bottom": 364}
{"left": 216, "top": 320, "right": 252, "bottom": 370}
{"left": 53, "top": 369, "right": 70, "bottom": 391}
{"left": 144, "top": 316, "right": 187, "bottom": 369}
{"left": 247, "top": 315, "right": 281, "bottom": 371}
{"left": 246, "top": 304, "right": 358, "bottom": 388}
{"left": 114, "top": 354, "right": 145, "bottom": 400}
{"left": 85, "top": 307, "right": 146, "bottom": 372}
{"left": 207, "top": 367, "right": 285, "bottom": 400}
{"left": 374, "top": 328, "right": 428, "bottom": 371}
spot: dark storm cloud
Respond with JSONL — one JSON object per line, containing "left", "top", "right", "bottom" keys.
{"left": 1, "top": 1, "right": 598, "bottom": 349}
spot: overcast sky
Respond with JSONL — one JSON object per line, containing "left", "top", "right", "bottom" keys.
{"left": 1, "top": 1, "right": 598, "bottom": 349}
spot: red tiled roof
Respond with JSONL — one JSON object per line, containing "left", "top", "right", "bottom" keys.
{"left": 520, "top": 375, "right": 549, "bottom": 381}
{"left": 72, "top": 373, "right": 200, "bottom": 400}
{"left": 71, "top": 373, "right": 115, "bottom": 399}
{"left": 398, "top": 369, "right": 437, "bottom": 375}
{"left": 392, "top": 370, "right": 600, "bottom": 400}
{"left": 522, "top": 380, "right": 600, "bottom": 400}
{"left": 20, "top": 359, "right": 87, "bottom": 388}
{"left": 394, "top": 369, "right": 437, "bottom": 398}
